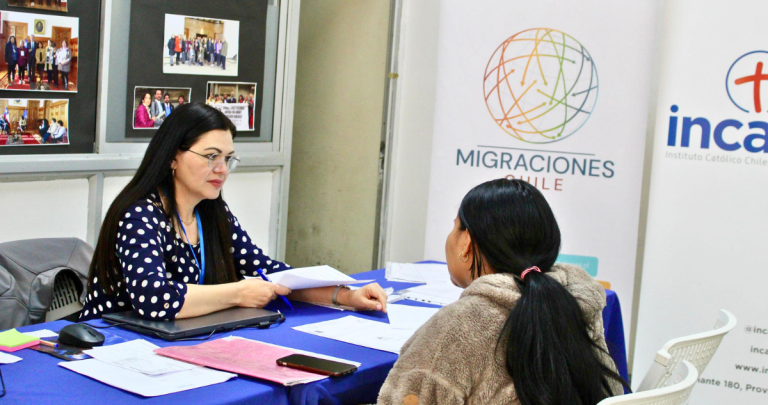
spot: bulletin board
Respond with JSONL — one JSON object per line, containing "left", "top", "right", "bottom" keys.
{"left": 124, "top": 0, "right": 275, "bottom": 142}
{"left": 0, "top": 1, "right": 101, "bottom": 155}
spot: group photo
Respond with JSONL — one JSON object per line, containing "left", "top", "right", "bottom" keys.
{"left": 0, "top": 98, "right": 68, "bottom": 146}
{"left": 162, "top": 14, "right": 240, "bottom": 77}
{"left": 0, "top": 11, "right": 79, "bottom": 92}
{"left": 206, "top": 81, "right": 256, "bottom": 131}
{"left": 132, "top": 86, "right": 191, "bottom": 129}
{"left": 8, "top": 0, "right": 68, "bottom": 13}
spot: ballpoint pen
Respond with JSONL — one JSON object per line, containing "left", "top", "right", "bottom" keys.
{"left": 255, "top": 268, "right": 294, "bottom": 309}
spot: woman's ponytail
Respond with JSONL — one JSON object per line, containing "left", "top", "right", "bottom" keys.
{"left": 502, "top": 270, "right": 627, "bottom": 404}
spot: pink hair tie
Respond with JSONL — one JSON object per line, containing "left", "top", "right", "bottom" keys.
{"left": 520, "top": 266, "right": 541, "bottom": 280}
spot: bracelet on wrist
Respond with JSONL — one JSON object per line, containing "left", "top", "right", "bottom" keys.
{"left": 332, "top": 285, "right": 350, "bottom": 307}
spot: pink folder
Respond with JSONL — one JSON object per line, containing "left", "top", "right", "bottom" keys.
{"left": 154, "top": 338, "right": 328, "bottom": 386}
{"left": 0, "top": 340, "right": 40, "bottom": 353}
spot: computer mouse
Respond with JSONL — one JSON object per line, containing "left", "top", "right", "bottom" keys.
{"left": 58, "top": 324, "right": 105, "bottom": 348}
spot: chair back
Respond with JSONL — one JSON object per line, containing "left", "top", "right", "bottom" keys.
{"left": 598, "top": 360, "right": 698, "bottom": 405}
{"left": 45, "top": 271, "right": 84, "bottom": 322}
{"left": 637, "top": 309, "right": 736, "bottom": 391}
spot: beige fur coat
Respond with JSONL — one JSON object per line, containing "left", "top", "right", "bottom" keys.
{"left": 377, "top": 264, "right": 623, "bottom": 405}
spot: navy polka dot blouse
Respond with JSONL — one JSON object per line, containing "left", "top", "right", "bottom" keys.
{"left": 79, "top": 193, "right": 291, "bottom": 321}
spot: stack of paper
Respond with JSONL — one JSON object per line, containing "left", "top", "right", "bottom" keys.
{"left": 294, "top": 316, "right": 417, "bottom": 354}
{"left": 385, "top": 262, "right": 451, "bottom": 284}
{"left": 396, "top": 282, "right": 464, "bottom": 306}
{"left": 0, "top": 329, "right": 40, "bottom": 352}
{"left": 255, "top": 265, "right": 373, "bottom": 290}
{"left": 59, "top": 339, "right": 235, "bottom": 397}
{"left": 155, "top": 336, "right": 359, "bottom": 386}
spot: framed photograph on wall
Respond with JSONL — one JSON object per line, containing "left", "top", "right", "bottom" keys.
{"left": 206, "top": 81, "right": 256, "bottom": 131}
{"left": 8, "top": 0, "right": 68, "bottom": 13}
{"left": 0, "top": 98, "right": 69, "bottom": 146}
{"left": 0, "top": 11, "right": 79, "bottom": 92}
{"left": 33, "top": 19, "right": 44, "bottom": 35}
{"left": 132, "top": 86, "right": 191, "bottom": 130}
{"left": 163, "top": 14, "right": 240, "bottom": 77}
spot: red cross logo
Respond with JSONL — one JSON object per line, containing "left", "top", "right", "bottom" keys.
{"left": 734, "top": 62, "right": 768, "bottom": 113}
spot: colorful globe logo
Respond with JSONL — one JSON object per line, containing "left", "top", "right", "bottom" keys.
{"left": 483, "top": 28, "right": 598, "bottom": 143}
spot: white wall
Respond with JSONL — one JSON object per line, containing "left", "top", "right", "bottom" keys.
{"left": 221, "top": 171, "right": 273, "bottom": 256}
{"left": 99, "top": 172, "right": 273, "bottom": 256}
{"left": 163, "top": 14, "right": 240, "bottom": 57}
{"left": 383, "top": 0, "right": 440, "bottom": 263}
{"left": 2, "top": 11, "right": 79, "bottom": 38}
{"left": 0, "top": 179, "right": 88, "bottom": 243}
{"left": 101, "top": 175, "right": 131, "bottom": 221}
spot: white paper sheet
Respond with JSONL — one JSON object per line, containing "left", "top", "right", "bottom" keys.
{"left": 0, "top": 351, "right": 22, "bottom": 364}
{"left": 397, "top": 282, "right": 464, "bottom": 306}
{"left": 252, "top": 265, "right": 373, "bottom": 290}
{"left": 84, "top": 339, "right": 195, "bottom": 376}
{"left": 60, "top": 359, "right": 236, "bottom": 397}
{"left": 22, "top": 329, "right": 59, "bottom": 338}
{"left": 386, "top": 304, "right": 440, "bottom": 330}
{"left": 293, "top": 316, "right": 416, "bottom": 354}
{"left": 385, "top": 262, "right": 451, "bottom": 284}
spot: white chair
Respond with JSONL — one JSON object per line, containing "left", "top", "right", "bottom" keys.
{"left": 637, "top": 309, "right": 736, "bottom": 391}
{"left": 598, "top": 360, "right": 698, "bottom": 405}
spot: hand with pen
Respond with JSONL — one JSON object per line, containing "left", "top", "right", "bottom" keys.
{"left": 234, "top": 278, "right": 292, "bottom": 309}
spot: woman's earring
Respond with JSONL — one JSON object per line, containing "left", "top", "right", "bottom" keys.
{"left": 458, "top": 252, "right": 469, "bottom": 263}
{"left": 171, "top": 168, "right": 176, "bottom": 177}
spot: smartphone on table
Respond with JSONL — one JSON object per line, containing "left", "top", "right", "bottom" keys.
{"left": 276, "top": 354, "right": 357, "bottom": 377}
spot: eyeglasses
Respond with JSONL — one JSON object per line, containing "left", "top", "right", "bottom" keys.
{"left": 186, "top": 150, "right": 240, "bottom": 172}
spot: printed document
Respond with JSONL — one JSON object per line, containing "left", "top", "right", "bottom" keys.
{"left": 60, "top": 359, "right": 235, "bottom": 397}
{"left": 294, "top": 316, "right": 415, "bottom": 354}
{"left": 251, "top": 265, "right": 373, "bottom": 290}
{"left": 386, "top": 304, "right": 440, "bottom": 330}
{"left": 397, "top": 282, "right": 464, "bottom": 306}
{"left": 385, "top": 262, "right": 451, "bottom": 284}
{"left": 84, "top": 339, "right": 194, "bottom": 376}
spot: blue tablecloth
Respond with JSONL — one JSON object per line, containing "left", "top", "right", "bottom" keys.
{"left": 1, "top": 268, "right": 627, "bottom": 404}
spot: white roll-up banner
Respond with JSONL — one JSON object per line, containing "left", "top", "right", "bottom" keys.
{"left": 423, "top": 0, "right": 657, "bottom": 343}
{"left": 634, "top": 0, "right": 768, "bottom": 402}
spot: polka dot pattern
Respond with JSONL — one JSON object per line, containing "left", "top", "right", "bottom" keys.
{"left": 80, "top": 194, "right": 290, "bottom": 322}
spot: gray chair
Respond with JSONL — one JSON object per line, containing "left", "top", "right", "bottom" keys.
{"left": 0, "top": 238, "right": 93, "bottom": 329}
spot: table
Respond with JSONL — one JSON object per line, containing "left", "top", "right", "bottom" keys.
{"left": 1, "top": 267, "right": 627, "bottom": 404}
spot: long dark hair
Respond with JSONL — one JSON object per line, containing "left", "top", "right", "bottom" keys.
{"left": 457, "top": 179, "right": 628, "bottom": 405}
{"left": 88, "top": 103, "right": 238, "bottom": 295}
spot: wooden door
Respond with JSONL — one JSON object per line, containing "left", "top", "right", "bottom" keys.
{"left": 27, "top": 100, "right": 39, "bottom": 129}
{"left": 51, "top": 27, "right": 71, "bottom": 47}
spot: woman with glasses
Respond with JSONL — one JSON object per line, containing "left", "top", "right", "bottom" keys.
{"left": 80, "top": 103, "right": 388, "bottom": 321}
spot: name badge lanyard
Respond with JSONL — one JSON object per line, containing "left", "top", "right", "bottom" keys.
{"left": 177, "top": 210, "right": 206, "bottom": 285}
